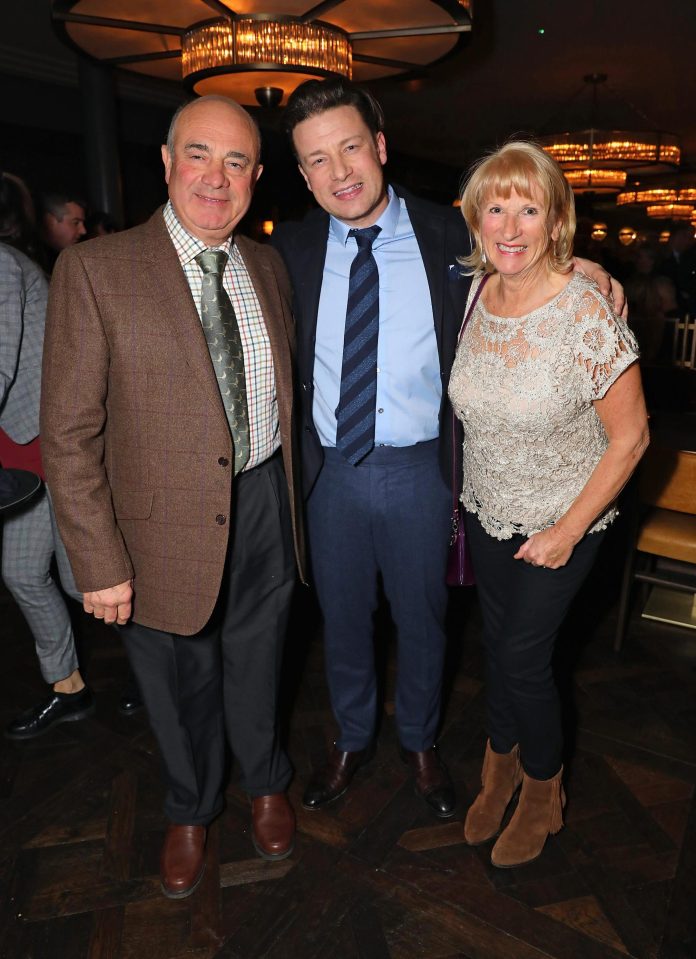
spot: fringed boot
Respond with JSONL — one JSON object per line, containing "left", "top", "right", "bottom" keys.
{"left": 490, "top": 766, "right": 565, "bottom": 868}
{"left": 463, "top": 740, "right": 523, "bottom": 845}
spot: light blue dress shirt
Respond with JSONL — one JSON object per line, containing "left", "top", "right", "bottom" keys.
{"left": 313, "top": 187, "right": 441, "bottom": 448}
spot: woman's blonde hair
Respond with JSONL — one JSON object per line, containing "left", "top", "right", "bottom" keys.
{"left": 459, "top": 140, "right": 575, "bottom": 274}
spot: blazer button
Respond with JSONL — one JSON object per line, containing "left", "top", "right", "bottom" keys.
{"left": 218, "top": 457, "right": 229, "bottom": 467}
{"left": 216, "top": 514, "right": 226, "bottom": 525}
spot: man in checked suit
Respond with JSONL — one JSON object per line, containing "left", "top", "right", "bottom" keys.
{"left": 273, "top": 78, "right": 620, "bottom": 819}
{"left": 41, "top": 96, "right": 305, "bottom": 899}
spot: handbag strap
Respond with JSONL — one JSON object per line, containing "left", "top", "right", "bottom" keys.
{"left": 450, "top": 273, "right": 490, "bottom": 511}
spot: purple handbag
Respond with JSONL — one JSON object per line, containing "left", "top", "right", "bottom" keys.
{"left": 446, "top": 275, "right": 489, "bottom": 587}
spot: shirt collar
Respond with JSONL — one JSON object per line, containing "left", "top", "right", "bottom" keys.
{"left": 163, "top": 200, "right": 234, "bottom": 267}
{"left": 329, "top": 185, "right": 400, "bottom": 248}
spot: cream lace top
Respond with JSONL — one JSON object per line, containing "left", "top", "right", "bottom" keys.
{"left": 448, "top": 272, "right": 640, "bottom": 540}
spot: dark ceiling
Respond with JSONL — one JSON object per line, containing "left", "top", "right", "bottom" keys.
{"left": 0, "top": 0, "right": 694, "bottom": 219}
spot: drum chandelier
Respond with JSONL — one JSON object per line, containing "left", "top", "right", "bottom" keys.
{"left": 50, "top": 0, "right": 473, "bottom": 107}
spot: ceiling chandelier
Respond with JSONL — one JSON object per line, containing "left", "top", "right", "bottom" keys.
{"left": 618, "top": 185, "right": 696, "bottom": 206}
{"left": 644, "top": 204, "right": 694, "bottom": 221}
{"left": 538, "top": 74, "right": 680, "bottom": 194}
{"left": 617, "top": 177, "right": 696, "bottom": 221}
{"left": 51, "top": 1, "right": 473, "bottom": 107}
{"left": 563, "top": 169, "right": 627, "bottom": 193}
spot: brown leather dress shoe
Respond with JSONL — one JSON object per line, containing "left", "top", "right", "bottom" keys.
{"left": 302, "top": 744, "right": 374, "bottom": 810}
{"left": 251, "top": 793, "right": 295, "bottom": 860}
{"left": 401, "top": 746, "right": 457, "bottom": 819}
{"left": 160, "top": 824, "right": 206, "bottom": 899}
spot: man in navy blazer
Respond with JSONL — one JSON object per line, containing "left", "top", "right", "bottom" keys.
{"left": 273, "top": 78, "right": 468, "bottom": 817}
{"left": 273, "top": 78, "right": 619, "bottom": 818}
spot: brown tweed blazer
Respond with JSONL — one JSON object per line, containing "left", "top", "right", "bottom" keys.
{"left": 41, "top": 208, "right": 305, "bottom": 636}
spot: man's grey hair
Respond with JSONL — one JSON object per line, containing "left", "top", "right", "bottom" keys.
{"left": 165, "top": 96, "right": 262, "bottom": 164}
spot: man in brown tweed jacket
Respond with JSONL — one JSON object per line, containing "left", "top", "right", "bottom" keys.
{"left": 41, "top": 96, "right": 305, "bottom": 899}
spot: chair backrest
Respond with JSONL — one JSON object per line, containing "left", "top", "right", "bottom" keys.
{"left": 639, "top": 446, "right": 696, "bottom": 513}
{"left": 672, "top": 315, "right": 696, "bottom": 368}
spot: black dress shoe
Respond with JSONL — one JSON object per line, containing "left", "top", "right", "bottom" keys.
{"left": 400, "top": 746, "right": 457, "bottom": 819}
{"left": 5, "top": 687, "right": 95, "bottom": 740}
{"left": 118, "top": 688, "right": 144, "bottom": 716}
{"left": 302, "top": 744, "right": 375, "bottom": 810}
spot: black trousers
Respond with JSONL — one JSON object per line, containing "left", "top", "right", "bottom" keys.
{"left": 465, "top": 512, "right": 605, "bottom": 780}
{"left": 120, "top": 452, "right": 296, "bottom": 825}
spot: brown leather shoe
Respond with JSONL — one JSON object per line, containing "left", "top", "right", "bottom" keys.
{"left": 160, "top": 824, "right": 206, "bottom": 899}
{"left": 401, "top": 746, "right": 456, "bottom": 819}
{"left": 302, "top": 744, "right": 374, "bottom": 810}
{"left": 251, "top": 793, "right": 295, "bottom": 860}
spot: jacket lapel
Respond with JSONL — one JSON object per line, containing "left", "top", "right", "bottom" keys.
{"left": 404, "top": 198, "right": 447, "bottom": 363}
{"left": 290, "top": 211, "right": 330, "bottom": 373}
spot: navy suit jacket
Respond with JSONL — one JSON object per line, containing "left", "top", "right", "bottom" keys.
{"left": 273, "top": 185, "right": 472, "bottom": 496}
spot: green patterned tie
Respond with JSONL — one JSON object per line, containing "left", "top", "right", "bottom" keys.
{"left": 195, "top": 249, "right": 250, "bottom": 475}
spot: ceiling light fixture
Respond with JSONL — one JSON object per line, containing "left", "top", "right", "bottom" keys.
{"left": 538, "top": 74, "right": 680, "bottom": 194}
{"left": 51, "top": 1, "right": 474, "bottom": 107}
{"left": 563, "top": 169, "right": 627, "bottom": 194}
{"left": 618, "top": 184, "right": 696, "bottom": 206}
{"left": 646, "top": 203, "right": 695, "bottom": 221}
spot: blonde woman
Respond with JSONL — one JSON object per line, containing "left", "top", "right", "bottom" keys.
{"left": 449, "top": 142, "right": 649, "bottom": 867}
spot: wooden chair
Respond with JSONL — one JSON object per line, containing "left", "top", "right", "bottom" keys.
{"left": 614, "top": 446, "right": 696, "bottom": 651}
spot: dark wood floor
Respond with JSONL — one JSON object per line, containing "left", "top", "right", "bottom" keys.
{"left": 1, "top": 526, "right": 695, "bottom": 959}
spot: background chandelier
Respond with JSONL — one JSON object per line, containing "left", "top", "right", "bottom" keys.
{"left": 645, "top": 204, "right": 694, "bottom": 221}
{"left": 538, "top": 74, "right": 680, "bottom": 194}
{"left": 51, "top": 1, "right": 473, "bottom": 107}
{"left": 618, "top": 185, "right": 696, "bottom": 206}
{"left": 563, "top": 168, "right": 627, "bottom": 194}
{"left": 617, "top": 176, "right": 696, "bottom": 222}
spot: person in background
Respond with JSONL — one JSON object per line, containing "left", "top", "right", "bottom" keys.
{"left": 0, "top": 171, "right": 94, "bottom": 739}
{"left": 625, "top": 246, "right": 677, "bottom": 363}
{"left": 37, "top": 190, "right": 86, "bottom": 273}
{"left": 657, "top": 225, "right": 696, "bottom": 318}
{"left": 85, "top": 210, "right": 119, "bottom": 240}
{"left": 449, "top": 141, "right": 648, "bottom": 867}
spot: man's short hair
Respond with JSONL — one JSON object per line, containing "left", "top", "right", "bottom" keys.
{"left": 284, "top": 78, "right": 385, "bottom": 151}
{"left": 165, "top": 95, "right": 262, "bottom": 165}
{"left": 39, "top": 191, "right": 86, "bottom": 220}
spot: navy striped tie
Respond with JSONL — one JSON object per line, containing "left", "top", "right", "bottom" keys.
{"left": 335, "top": 225, "right": 381, "bottom": 465}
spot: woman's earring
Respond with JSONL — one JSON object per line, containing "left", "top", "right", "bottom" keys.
{"left": 481, "top": 248, "right": 487, "bottom": 266}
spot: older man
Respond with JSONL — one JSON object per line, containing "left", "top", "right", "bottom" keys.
{"left": 41, "top": 96, "right": 304, "bottom": 899}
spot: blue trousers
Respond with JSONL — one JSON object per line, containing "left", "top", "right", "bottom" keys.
{"left": 307, "top": 441, "right": 451, "bottom": 753}
{"left": 465, "top": 512, "right": 605, "bottom": 779}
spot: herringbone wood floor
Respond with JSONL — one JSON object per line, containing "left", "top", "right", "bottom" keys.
{"left": 1, "top": 525, "right": 695, "bottom": 959}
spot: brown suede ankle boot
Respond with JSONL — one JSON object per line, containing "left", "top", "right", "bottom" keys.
{"left": 463, "top": 740, "right": 522, "bottom": 845}
{"left": 490, "top": 766, "right": 565, "bottom": 868}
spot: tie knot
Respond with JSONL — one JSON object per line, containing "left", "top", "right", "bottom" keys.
{"left": 195, "top": 249, "right": 229, "bottom": 276}
{"left": 348, "top": 225, "right": 381, "bottom": 251}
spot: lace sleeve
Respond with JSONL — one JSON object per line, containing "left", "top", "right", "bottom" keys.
{"left": 573, "top": 287, "right": 640, "bottom": 400}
